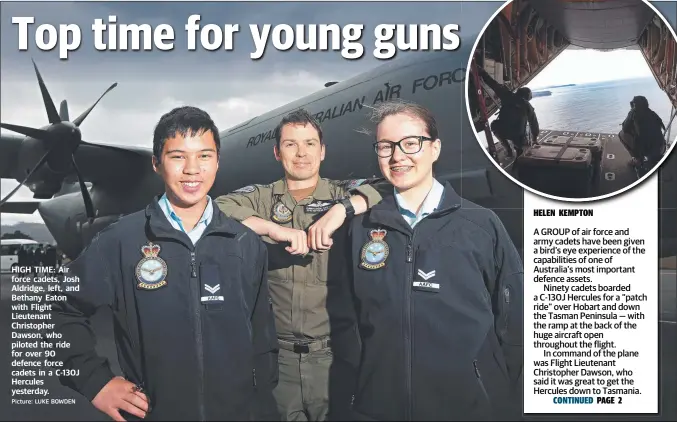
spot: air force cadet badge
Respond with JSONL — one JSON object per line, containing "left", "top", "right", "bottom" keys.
{"left": 359, "top": 229, "right": 389, "bottom": 270}
{"left": 135, "top": 242, "right": 168, "bottom": 290}
{"left": 271, "top": 201, "right": 293, "bottom": 224}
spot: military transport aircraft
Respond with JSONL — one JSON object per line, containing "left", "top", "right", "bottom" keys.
{"left": 1, "top": 0, "right": 676, "bottom": 262}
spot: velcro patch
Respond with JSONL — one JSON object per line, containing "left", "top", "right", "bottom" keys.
{"left": 304, "top": 200, "right": 335, "bottom": 213}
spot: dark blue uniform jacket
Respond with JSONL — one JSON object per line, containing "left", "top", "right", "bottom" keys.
{"left": 50, "top": 197, "right": 279, "bottom": 421}
{"left": 340, "top": 182, "right": 524, "bottom": 421}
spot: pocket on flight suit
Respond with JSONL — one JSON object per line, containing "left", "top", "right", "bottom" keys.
{"left": 311, "top": 251, "right": 328, "bottom": 285}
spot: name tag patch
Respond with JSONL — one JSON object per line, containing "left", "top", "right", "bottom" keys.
{"left": 412, "top": 281, "right": 440, "bottom": 292}
{"left": 304, "top": 201, "right": 335, "bottom": 213}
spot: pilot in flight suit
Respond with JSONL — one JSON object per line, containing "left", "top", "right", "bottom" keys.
{"left": 216, "top": 109, "right": 384, "bottom": 421}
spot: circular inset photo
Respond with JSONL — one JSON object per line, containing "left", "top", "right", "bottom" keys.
{"left": 465, "top": 0, "right": 677, "bottom": 202}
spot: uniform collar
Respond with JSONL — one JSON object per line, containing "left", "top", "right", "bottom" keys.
{"left": 368, "top": 181, "right": 462, "bottom": 235}
{"left": 145, "top": 195, "right": 239, "bottom": 245}
{"left": 272, "top": 176, "right": 334, "bottom": 201}
{"left": 159, "top": 193, "right": 213, "bottom": 232}
{"left": 394, "top": 178, "right": 445, "bottom": 220}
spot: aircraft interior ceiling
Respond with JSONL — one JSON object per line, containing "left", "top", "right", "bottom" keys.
{"left": 469, "top": 0, "right": 677, "bottom": 127}
{"left": 530, "top": 0, "right": 655, "bottom": 50}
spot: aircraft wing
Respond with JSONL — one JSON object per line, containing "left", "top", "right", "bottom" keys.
{"left": 75, "top": 143, "right": 153, "bottom": 186}
{"left": 0, "top": 133, "right": 153, "bottom": 191}
{"left": 73, "top": 141, "right": 153, "bottom": 188}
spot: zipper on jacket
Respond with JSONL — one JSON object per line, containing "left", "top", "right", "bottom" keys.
{"left": 404, "top": 234, "right": 415, "bottom": 419}
{"left": 501, "top": 286, "right": 511, "bottom": 339}
{"left": 473, "top": 360, "right": 490, "bottom": 404}
{"left": 191, "top": 250, "right": 206, "bottom": 421}
{"left": 252, "top": 368, "right": 257, "bottom": 388}
{"left": 190, "top": 251, "right": 198, "bottom": 277}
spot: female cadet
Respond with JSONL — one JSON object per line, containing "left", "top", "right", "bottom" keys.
{"left": 341, "top": 101, "right": 524, "bottom": 421}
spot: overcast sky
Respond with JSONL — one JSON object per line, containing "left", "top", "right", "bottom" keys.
{"left": 1, "top": 1, "right": 675, "bottom": 226}
{"left": 528, "top": 49, "right": 657, "bottom": 88}
{"left": 0, "top": 0, "right": 499, "bottom": 225}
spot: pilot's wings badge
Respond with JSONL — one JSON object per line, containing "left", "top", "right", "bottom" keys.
{"left": 135, "top": 242, "right": 168, "bottom": 290}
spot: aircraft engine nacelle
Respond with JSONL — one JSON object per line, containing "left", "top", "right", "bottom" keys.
{"left": 75, "top": 215, "right": 123, "bottom": 254}
{"left": 38, "top": 188, "right": 143, "bottom": 259}
{"left": 14, "top": 135, "right": 70, "bottom": 199}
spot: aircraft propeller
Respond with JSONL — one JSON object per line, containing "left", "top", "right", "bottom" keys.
{"left": 0, "top": 59, "right": 119, "bottom": 221}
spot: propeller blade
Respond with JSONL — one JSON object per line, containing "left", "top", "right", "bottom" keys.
{"left": 70, "top": 155, "right": 96, "bottom": 220}
{"left": 0, "top": 149, "right": 51, "bottom": 206}
{"left": 73, "top": 82, "right": 118, "bottom": 127}
{"left": 59, "top": 100, "right": 70, "bottom": 121}
{"left": 31, "top": 59, "right": 61, "bottom": 125}
{"left": 0, "top": 201, "right": 41, "bottom": 214}
{"left": 0, "top": 123, "right": 55, "bottom": 142}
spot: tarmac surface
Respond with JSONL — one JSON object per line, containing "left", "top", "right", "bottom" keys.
{"left": 0, "top": 270, "right": 675, "bottom": 421}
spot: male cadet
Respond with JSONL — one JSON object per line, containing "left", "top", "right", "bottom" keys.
{"left": 215, "top": 108, "right": 383, "bottom": 421}
{"left": 49, "top": 106, "right": 279, "bottom": 421}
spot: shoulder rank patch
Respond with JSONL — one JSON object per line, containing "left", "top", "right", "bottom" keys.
{"left": 233, "top": 185, "right": 256, "bottom": 194}
{"left": 135, "top": 242, "right": 168, "bottom": 290}
{"left": 342, "top": 179, "right": 368, "bottom": 190}
{"left": 359, "top": 229, "right": 389, "bottom": 270}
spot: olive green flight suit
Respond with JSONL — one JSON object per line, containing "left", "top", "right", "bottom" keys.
{"left": 215, "top": 178, "right": 382, "bottom": 421}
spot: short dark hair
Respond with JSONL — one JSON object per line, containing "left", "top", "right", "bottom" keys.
{"left": 152, "top": 106, "right": 220, "bottom": 162}
{"left": 370, "top": 100, "right": 439, "bottom": 140}
{"left": 516, "top": 87, "right": 532, "bottom": 101}
{"left": 632, "top": 95, "right": 649, "bottom": 109}
{"left": 275, "top": 108, "right": 323, "bottom": 147}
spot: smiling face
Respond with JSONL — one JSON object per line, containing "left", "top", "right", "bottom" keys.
{"left": 274, "top": 122, "right": 325, "bottom": 181}
{"left": 152, "top": 129, "right": 219, "bottom": 209}
{"left": 375, "top": 113, "right": 441, "bottom": 191}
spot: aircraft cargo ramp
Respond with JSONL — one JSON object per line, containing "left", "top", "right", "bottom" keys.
{"left": 497, "top": 129, "right": 645, "bottom": 199}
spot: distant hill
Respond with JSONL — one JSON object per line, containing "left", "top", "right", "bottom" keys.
{"left": 533, "top": 84, "right": 576, "bottom": 90}
{"left": 1, "top": 222, "right": 55, "bottom": 244}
